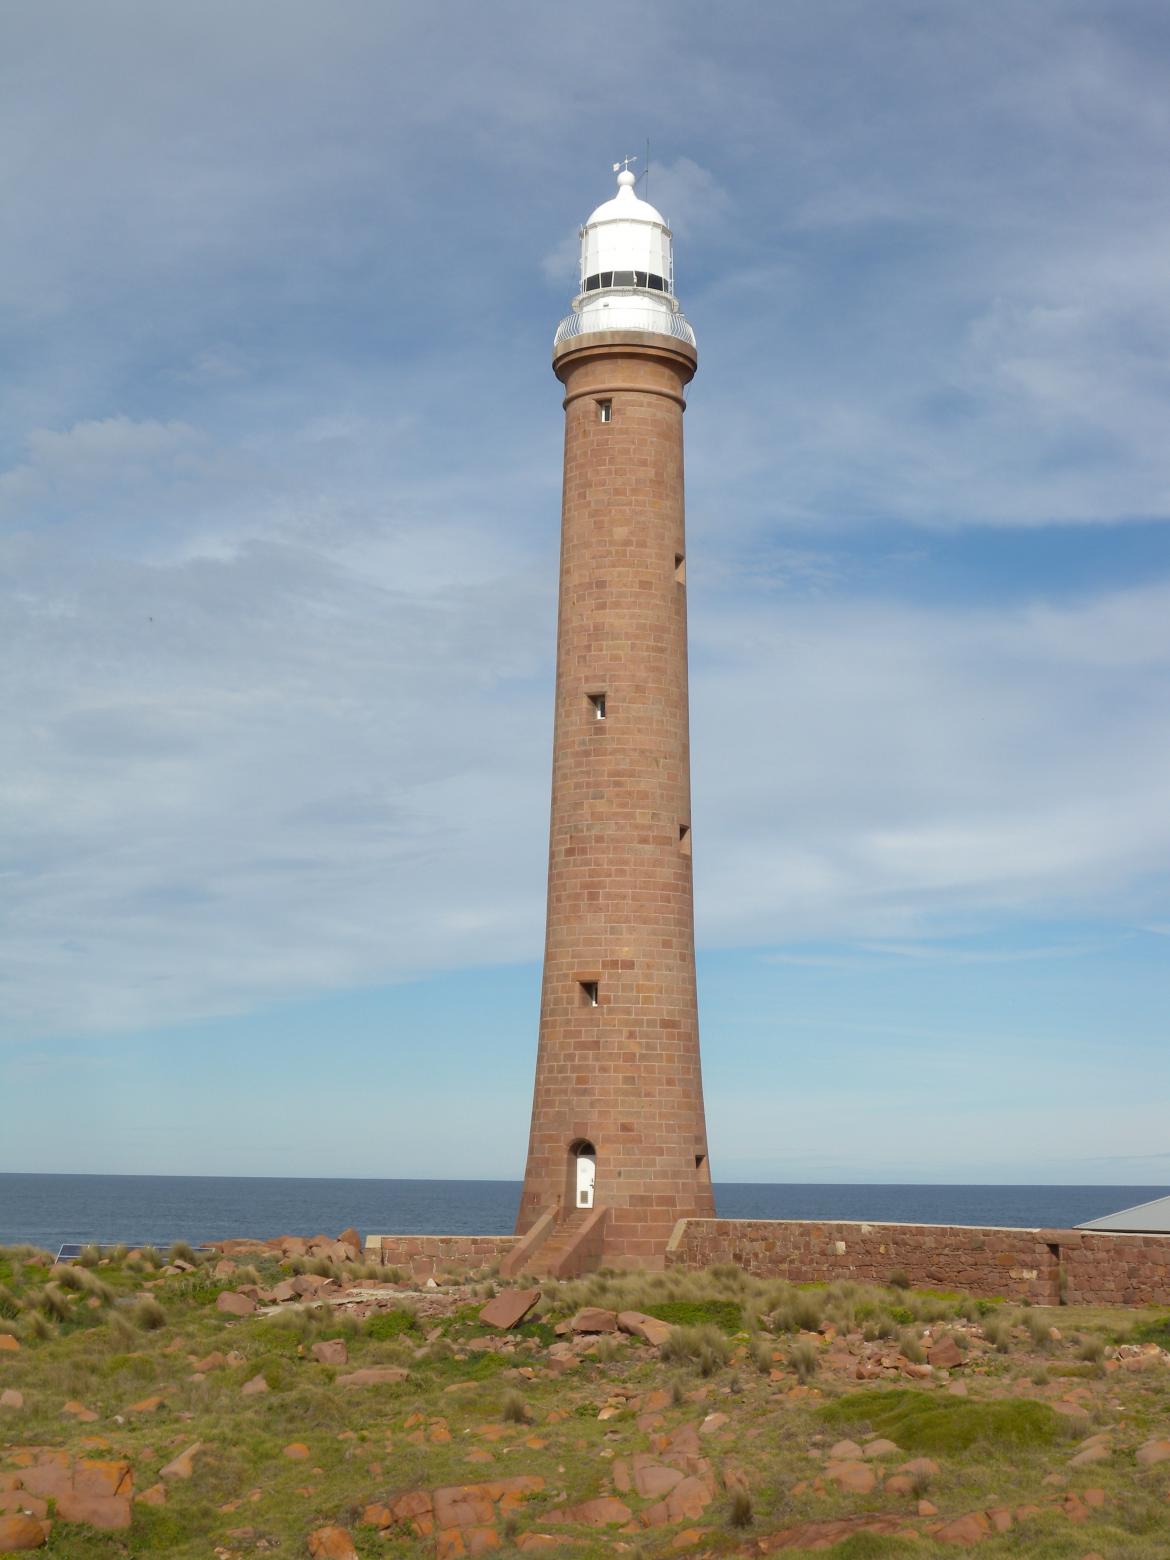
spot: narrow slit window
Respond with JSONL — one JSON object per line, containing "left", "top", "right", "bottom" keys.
{"left": 597, "top": 399, "right": 612, "bottom": 423}
{"left": 679, "top": 823, "right": 691, "bottom": 856}
{"left": 588, "top": 692, "right": 606, "bottom": 720}
{"left": 695, "top": 1153, "right": 707, "bottom": 1170}
{"left": 580, "top": 980, "right": 599, "bottom": 1007}
{"left": 674, "top": 553, "right": 686, "bottom": 585}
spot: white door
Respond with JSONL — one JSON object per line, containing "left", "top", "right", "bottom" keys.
{"left": 575, "top": 1152, "right": 596, "bottom": 1209}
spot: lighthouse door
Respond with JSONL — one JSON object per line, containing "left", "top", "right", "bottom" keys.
{"left": 575, "top": 1149, "right": 596, "bottom": 1209}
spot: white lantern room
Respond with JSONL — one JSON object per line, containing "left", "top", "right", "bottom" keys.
{"left": 555, "top": 167, "right": 696, "bottom": 348}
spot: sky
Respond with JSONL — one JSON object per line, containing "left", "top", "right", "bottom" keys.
{"left": 3, "top": 0, "right": 1169, "bottom": 1185}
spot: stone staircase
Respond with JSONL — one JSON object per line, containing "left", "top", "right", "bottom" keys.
{"left": 501, "top": 1205, "right": 608, "bottom": 1279}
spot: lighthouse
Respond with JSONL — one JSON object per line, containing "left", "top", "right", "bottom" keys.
{"left": 514, "top": 165, "right": 715, "bottom": 1272}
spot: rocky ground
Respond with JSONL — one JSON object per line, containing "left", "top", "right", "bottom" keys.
{"left": 2, "top": 1234, "right": 1170, "bottom": 1558}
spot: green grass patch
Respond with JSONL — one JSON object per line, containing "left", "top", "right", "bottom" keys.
{"left": 366, "top": 1308, "right": 420, "bottom": 1340}
{"left": 819, "top": 1387, "right": 1064, "bottom": 1454}
{"left": 1127, "top": 1314, "right": 1170, "bottom": 1349}
{"left": 643, "top": 1299, "right": 743, "bottom": 1333}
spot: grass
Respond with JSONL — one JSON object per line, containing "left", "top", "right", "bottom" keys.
{"left": 820, "top": 1387, "right": 1066, "bottom": 1453}
{"left": 0, "top": 1245, "right": 1165, "bottom": 1559}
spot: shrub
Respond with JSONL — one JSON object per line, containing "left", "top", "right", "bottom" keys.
{"left": 752, "top": 1340, "right": 773, "bottom": 1374}
{"left": 1078, "top": 1335, "right": 1105, "bottom": 1363}
{"left": 899, "top": 1331, "right": 925, "bottom": 1364}
{"left": 728, "top": 1490, "right": 753, "bottom": 1528}
{"left": 501, "top": 1390, "right": 529, "bottom": 1424}
{"left": 0, "top": 1284, "right": 23, "bottom": 1321}
{"left": 77, "top": 1244, "right": 103, "bottom": 1268}
{"left": 660, "top": 1324, "right": 731, "bottom": 1372}
{"left": 888, "top": 1270, "right": 910, "bottom": 1291}
{"left": 789, "top": 1340, "right": 819, "bottom": 1383}
{"left": 38, "top": 1285, "right": 71, "bottom": 1322}
{"left": 168, "top": 1241, "right": 198, "bottom": 1266}
{"left": 982, "top": 1318, "right": 1011, "bottom": 1353}
{"left": 133, "top": 1299, "right": 167, "bottom": 1331}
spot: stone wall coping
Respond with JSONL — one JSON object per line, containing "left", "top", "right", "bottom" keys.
{"left": 367, "top": 1233, "right": 520, "bottom": 1243}
{"left": 669, "top": 1217, "right": 1170, "bottom": 1241}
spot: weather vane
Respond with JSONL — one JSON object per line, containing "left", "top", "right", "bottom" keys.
{"left": 612, "top": 155, "right": 638, "bottom": 175}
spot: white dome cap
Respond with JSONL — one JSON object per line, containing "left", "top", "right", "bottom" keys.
{"left": 554, "top": 165, "right": 695, "bottom": 350}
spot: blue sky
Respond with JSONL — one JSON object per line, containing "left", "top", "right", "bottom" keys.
{"left": 3, "top": 0, "right": 1169, "bottom": 1183}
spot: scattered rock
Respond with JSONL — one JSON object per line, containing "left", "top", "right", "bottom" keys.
{"left": 136, "top": 1483, "right": 167, "bottom": 1507}
{"left": 1136, "top": 1439, "right": 1170, "bottom": 1466}
{"left": 480, "top": 1288, "right": 541, "bottom": 1331}
{"left": 828, "top": 1440, "right": 865, "bottom": 1461}
{"left": 0, "top": 1514, "right": 46, "bottom": 1550}
{"left": 1069, "top": 1443, "right": 1110, "bottom": 1467}
{"left": 284, "top": 1443, "right": 311, "bottom": 1461}
{"left": 240, "top": 1374, "right": 269, "bottom": 1396}
{"left": 547, "top": 1496, "right": 632, "bottom": 1526}
{"left": 336, "top": 1366, "right": 409, "bottom": 1389}
{"left": 862, "top": 1438, "right": 900, "bottom": 1459}
{"left": 216, "top": 1291, "right": 256, "bottom": 1317}
{"left": 927, "top": 1335, "right": 964, "bottom": 1370}
{"left": 825, "top": 1461, "right": 876, "bottom": 1495}
{"left": 160, "top": 1442, "right": 206, "bottom": 1481}
{"left": 311, "top": 1339, "right": 348, "bottom": 1366}
{"left": 617, "top": 1311, "right": 674, "bottom": 1347}
{"left": 0, "top": 1389, "right": 23, "bottom": 1409}
{"left": 62, "top": 1400, "right": 98, "bottom": 1422}
{"left": 307, "top": 1526, "right": 359, "bottom": 1560}
{"left": 931, "top": 1512, "right": 989, "bottom": 1545}
{"left": 571, "top": 1307, "right": 619, "bottom": 1334}
{"left": 0, "top": 1335, "right": 20, "bottom": 1354}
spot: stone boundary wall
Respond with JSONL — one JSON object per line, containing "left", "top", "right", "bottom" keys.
{"left": 666, "top": 1219, "right": 1170, "bottom": 1306}
{"left": 365, "top": 1234, "right": 519, "bottom": 1280}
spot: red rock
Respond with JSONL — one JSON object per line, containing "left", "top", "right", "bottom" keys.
{"left": 241, "top": 1373, "right": 268, "bottom": 1396}
{"left": 136, "top": 1483, "right": 167, "bottom": 1507}
{"left": 515, "top": 1536, "right": 559, "bottom": 1551}
{"left": 918, "top": 1499, "right": 939, "bottom": 1516}
{"left": 338, "top": 1228, "right": 362, "bottom": 1257}
{"left": 0, "top": 1334, "right": 20, "bottom": 1353}
{"left": 633, "top": 1463, "right": 684, "bottom": 1499}
{"left": 160, "top": 1441, "right": 205, "bottom": 1481}
{"left": 216, "top": 1291, "right": 256, "bottom": 1317}
{"left": 0, "top": 1514, "right": 46, "bottom": 1550}
{"left": 933, "top": 1512, "right": 989, "bottom": 1545}
{"left": 1136, "top": 1439, "right": 1170, "bottom": 1465}
{"left": 1, "top": 1389, "right": 23, "bottom": 1409}
{"left": 465, "top": 1526, "right": 500, "bottom": 1554}
{"left": 479, "top": 1288, "right": 541, "bottom": 1330}
{"left": 437, "top": 1532, "right": 466, "bottom": 1560}
{"left": 665, "top": 1476, "right": 714, "bottom": 1522}
{"left": 617, "top": 1311, "right": 674, "bottom": 1347}
{"left": 434, "top": 1486, "right": 496, "bottom": 1529}
{"left": 884, "top": 1475, "right": 915, "bottom": 1495}
{"left": 863, "top": 1437, "right": 900, "bottom": 1458}
{"left": 1082, "top": 1489, "right": 1105, "bottom": 1508}
{"left": 928, "top": 1335, "right": 964, "bottom": 1370}
{"left": 269, "top": 1280, "right": 298, "bottom": 1302}
{"left": 284, "top": 1442, "right": 311, "bottom": 1461}
{"left": 62, "top": 1400, "right": 98, "bottom": 1422}
{"left": 825, "top": 1461, "right": 876, "bottom": 1495}
{"left": 988, "top": 1507, "right": 1012, "bottom": 1532}
{"left": 829, "top": 1439, "right": 865, "bottom": 1460}
{"left": 311, "top": 1339, "right": 348, "bottom": 1365}
{"left": 571, "top": 1307, "right": 619, "bottom": 1333}
{"left": 548, "top": 1497, "right": 632, "bottom": 1526}
{"left": 193, "top": 1351, "right": 227, "bottom": 1372}
{"left": 127, "top": 1394, "right": 163, "bottom": 1414}
{"left": 307, "top": 1526, "right": 358, "bottom": 1559}
{"left": 700, "top": 1411, "right": 729, "bottom": 1435}
{"left": 336, "top": 1366, "right": 408, "bottom": 1388}
{"left": 899, "top": 1457, "right": 940, "bottom": 1479}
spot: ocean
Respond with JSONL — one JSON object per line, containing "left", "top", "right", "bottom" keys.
{"left": 0, "top": 1174, "right": 1161, "bottom": 1255}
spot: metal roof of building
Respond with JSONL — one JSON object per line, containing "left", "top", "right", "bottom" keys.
{"left": 1077, "top": 1194, "right": 1170, "bottom": 1233}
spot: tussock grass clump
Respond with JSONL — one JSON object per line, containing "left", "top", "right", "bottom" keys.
{"left": 168, "top": 1241, "right": 199, "bottom": 1265}
{"left": 1078, "top": 1334, "right": 1106, "bottom": 1362}
{"left": 38, "top": 1284, "right": 71, "bottom": 1322}
{"left": 789, "top": 1339, "right": 820, "bottom": 1383}
{"left": 0, "top": 1282, "right": 24, "bottom": 1320}
{"left": 133, "top": 1298, "right": 167, "bottom": 1331}
{"left": 751, "top": 1340, "right": 773, "bottom": 1374}
{"left": 888, "top": 1270, "right": 911, "bottom": 1291}
{"left": 660, "top": 1324, "right": 731, "bottom": 1376}
{"left": 728, "top": 1489, "right": 753, "bottom": 1527}
{"left": 1025, "top": 1310, "right": 1055, "bottom": 1351}
{"left": 77, "top": 1243, "right": 103, "bottom": 1268}
{"left": 899, "top": 1330, "right": 925, "bottom": 1364}
{"left": 981, "top": 1317, "right": 1012, "bottom": 1353}
{"left": 501, "top": 1389, "right": 529, "bottom": 1424}
{"left": 820, "top": 1387, "right": 1064, "bottom": 1454}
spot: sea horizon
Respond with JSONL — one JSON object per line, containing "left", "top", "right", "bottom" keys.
{"left": 1, "top": 1172, "right": 1163, "bottom": 1254}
